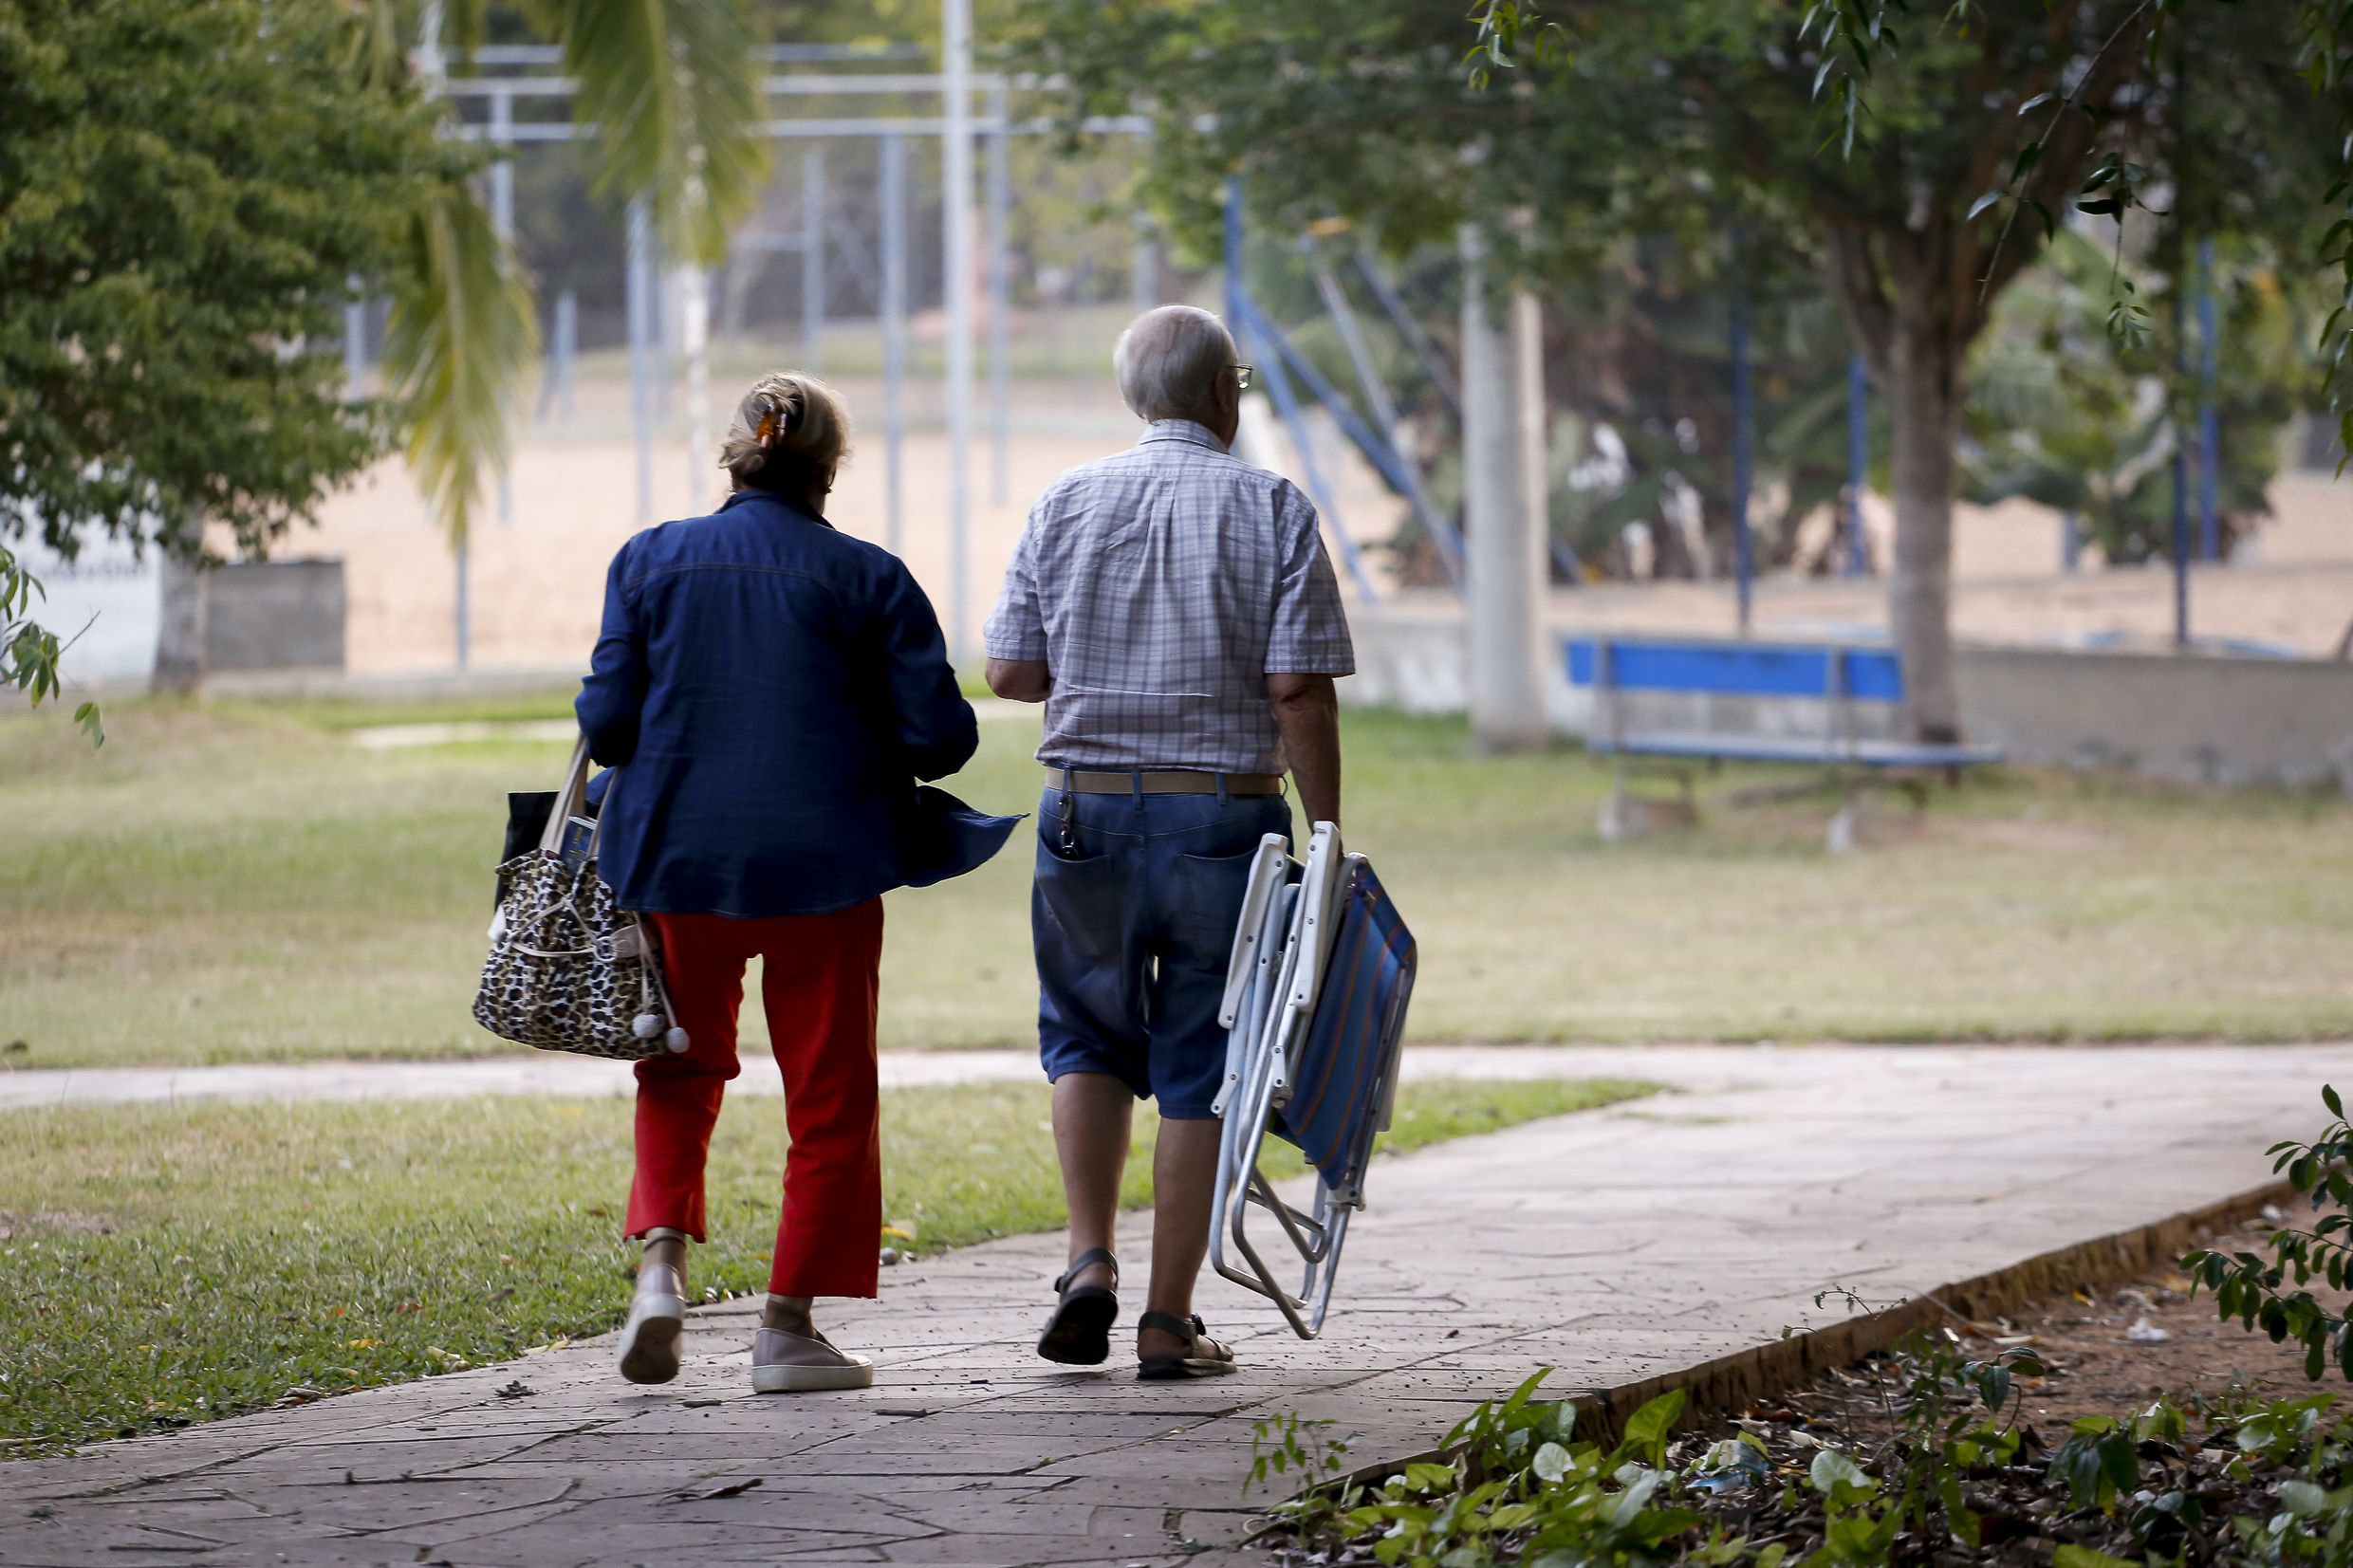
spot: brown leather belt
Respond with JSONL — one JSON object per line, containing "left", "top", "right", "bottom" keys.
{"left": 1048, "top": 767, "right": 1284, "bottom": 797}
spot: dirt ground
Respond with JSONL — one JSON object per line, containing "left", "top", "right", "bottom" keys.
{"left": 243, "top": 350, "right": 2353, "bottom": 678}
{"left": 1758, "top": 1232, "right": 2342, "bottom": 1446}
{"left": 1995, "top": 1249, "right": 2341, "bottom": 1430}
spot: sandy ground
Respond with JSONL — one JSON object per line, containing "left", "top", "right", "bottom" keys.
{"left": 287, "top": 366, "right": 1410, "bottom": 675}
{"left": 272, "top": 362, "right": 2353, "bottom": 675}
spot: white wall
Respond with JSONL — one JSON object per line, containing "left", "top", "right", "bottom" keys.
{"left": 14, "top": 533, "right": 160, "bottom": 692}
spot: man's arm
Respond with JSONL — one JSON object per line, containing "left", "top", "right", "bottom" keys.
{"left": 1268, "top": 672, "right": 1341, "bottom": 827}
{"left": 986, "top": 658, "right": 1050, "bottom": 703}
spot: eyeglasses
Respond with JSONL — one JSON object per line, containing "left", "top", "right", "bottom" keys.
{"left": 1232, "top": 364, "right": 1254, "bottom": 391}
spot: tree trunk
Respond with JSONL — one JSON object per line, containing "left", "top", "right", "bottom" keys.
{"left": 152, "top": 544, "right": 206, "bottom": 696}
{"left": 1884, "top": 319, "right": 1962, "bottom": 742}
{"left": 1830, "top": 231, "right": 1966, "bottom": 744}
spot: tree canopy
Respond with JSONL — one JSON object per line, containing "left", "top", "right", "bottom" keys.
{"left": 0, "top": 0, "right": 455, "bottom": 562}
{"left": 1011, "top": 0, "right": 2344, "bottom": 738}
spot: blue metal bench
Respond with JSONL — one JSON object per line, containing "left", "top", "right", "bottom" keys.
{"left": 1565, "top": 637, "right": 2002, "bottom": 846}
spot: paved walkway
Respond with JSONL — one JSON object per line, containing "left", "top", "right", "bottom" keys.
{"left": 3, "top": 1043, "right": 2345, "bottom": 1567}
{"left": 0, "top": 1043, "right": 1733, "bottom": 1111}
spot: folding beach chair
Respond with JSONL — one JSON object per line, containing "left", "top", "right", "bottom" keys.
{"left": 1209, "top": 822, "right": 1418, "bottom": 1338}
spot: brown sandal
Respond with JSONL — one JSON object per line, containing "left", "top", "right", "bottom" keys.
{"left": 1136, "top": 1309, "right": 1236, "bottom": 1380}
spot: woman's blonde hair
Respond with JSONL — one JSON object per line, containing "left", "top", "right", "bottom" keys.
{"left": 719, "top": 373, "right": 853, "bottom": 496}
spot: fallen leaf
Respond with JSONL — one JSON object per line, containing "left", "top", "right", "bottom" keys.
{"left": 671, "top": 1477, "right": 763, "bottom": 1501}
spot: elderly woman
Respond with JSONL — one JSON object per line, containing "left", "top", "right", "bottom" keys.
{"left": 578, "top": 373, "right": 1010, "bottom": 1393}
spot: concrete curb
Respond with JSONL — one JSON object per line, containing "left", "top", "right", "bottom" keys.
{"left": 1585, "top": 1177, "right": 2295, "bottom": 1442}
{"left": 1322, "top": 1176, "right": 2295, "bottom": 1498}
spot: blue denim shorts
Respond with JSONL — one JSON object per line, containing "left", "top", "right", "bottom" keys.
{"left": 1031, "top": 784, "right": 1294, "bottom": 1119}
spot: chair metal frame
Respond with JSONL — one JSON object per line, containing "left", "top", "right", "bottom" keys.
{"left": 1208, "top": 823, "right": 1412, "bottom": 1338}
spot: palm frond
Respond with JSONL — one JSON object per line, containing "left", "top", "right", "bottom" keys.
{"left": 342, "top": 0, "right": 408, "bottom": 93}
{"left": 381, "top": 179, "right": 541, "bottom": 552}
{"left": 528, "top": 0, "right": 771, "bottom": 265}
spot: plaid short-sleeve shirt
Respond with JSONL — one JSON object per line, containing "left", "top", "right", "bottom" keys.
{"left": 984, "top": 419, "right": 1356, "bottom": 774}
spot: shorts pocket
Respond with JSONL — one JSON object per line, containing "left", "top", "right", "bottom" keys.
{"left": 1167, "top": 839, "right": 1269, "bottom": 961}
{"left": 1035, "top": 843, "right": 1131, "bottom": 966}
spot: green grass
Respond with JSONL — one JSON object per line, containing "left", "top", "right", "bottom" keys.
{"left": 8, "top": 694, "right": 2353, "bottom": 1067}
{"left": 0, "top": 1076, "right": 1651, "bottom": 1452}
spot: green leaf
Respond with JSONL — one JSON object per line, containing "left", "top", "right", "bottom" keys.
{"left": 381, "top": 179, "right": 540, "bottom": 553}
{"left": 73, "top": 700, "right": 103, "bottom": 749}
{"left": 2281, "top": 1480, "right": 2330, "bottom": 1516}
{"left": 1404, "top": 1462, "right": 1457, "bottom": 1493}
{"left": 2052, "top": 1546, "right": 2138, "bottom": 1568}
{"left": 1968, "top": 190, "right": 2005, "bottom": 222}
{"left": 1621, "top": 1389, "right": 1684, "bottom": 1465}
{"left": 1531, "top": 1441, "right": 1570, "bottom": 1484}
{"left": 527, "top": 0, "right": 771, "bottom": 266}
{"left": 1978, "top": 1365, "right": 2011, "bottom": 1411}
{"left": 1808, "top": 1448, "right": 1875, "bottom": 1498}
{"left": 2326, "top": 1085, "right": 2344, "bottom": 1119}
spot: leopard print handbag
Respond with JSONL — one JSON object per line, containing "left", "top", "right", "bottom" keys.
{"left": 472, "top": 738, "right": 689, "bottom": 1060}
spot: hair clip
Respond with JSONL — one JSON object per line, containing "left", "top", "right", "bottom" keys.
{"left": 753, "top": 410, "right": 781, "bottom": 448}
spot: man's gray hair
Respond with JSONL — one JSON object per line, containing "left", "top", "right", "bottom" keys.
{"left": 1113, "top": 305, "right": 1236, "bottom": 423}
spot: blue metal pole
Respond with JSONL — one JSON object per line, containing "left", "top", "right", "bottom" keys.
{"left": 881, "top": 133, "right": 906, "bottom": 556}
{"left": 1731, "top": 296, "right": 1754, "bottom": 634}
{"left": 2197, "top": 235, "right": 2220, "bottom": 562}
{"left": 1223, "top": 176, "right": 1244, "bottom": 332}
{"left": 343, "top": 278, "right": 365, "bottom": 402}
{"left": 1303, "top": 252, "right": 1466, "bottom": 593}
{"left": 1356, "top": 249, "right": 1461, "bottom": 420}
{"left": 1845, "top": 352, "right": 1868, "bottom": 577}
{"left": 2172, "top": 281, "right": 2191, "bottom": 646}
{"left": 2062, "top": 509, "right": 2081, "bottom": 573}
{"left": 1252, "top": 291, "right": 1467, "bottom": 589}
{"left": 555, "top": 291, "right": 576, "bottom": 423}
{"left": 1253, "top": 337, "right": 1381, "bottom": 604}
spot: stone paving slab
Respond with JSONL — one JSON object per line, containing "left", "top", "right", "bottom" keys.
{"left": 6, "top": 1043, "right": 2350, "bottom": 1567}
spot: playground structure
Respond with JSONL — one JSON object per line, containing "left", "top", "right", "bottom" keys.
{"left": 97, "top": 17, "right": 2304, "bottom": 766}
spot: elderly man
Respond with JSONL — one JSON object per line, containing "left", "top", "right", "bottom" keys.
{"left": 984, "top": 304, "right": 1354, "bottom": 1380}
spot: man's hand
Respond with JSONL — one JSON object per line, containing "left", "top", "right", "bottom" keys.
{"left": 987, "top": 657, "right": 1051, "bottom": 703}
{"left": 1267, "top": 672, "right": 1341, "bottom": 829}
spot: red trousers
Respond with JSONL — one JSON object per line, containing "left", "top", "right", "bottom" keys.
{"left": 626, "top": 900, "right": 884, "bottom": 1300}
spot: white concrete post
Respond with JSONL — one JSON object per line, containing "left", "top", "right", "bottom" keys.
{"left": 1513, "top": 282, "right": 1552, "bottom": 609}
{"left": 1460, "top": 224, "right": 1546, "bottom": 751}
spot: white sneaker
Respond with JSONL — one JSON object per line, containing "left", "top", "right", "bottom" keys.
{"left": 616, "top": 1263, "right": 686, "bottom": 1385}
{"left": 751, "top": 1325, "right": 874, "bottom": 1393}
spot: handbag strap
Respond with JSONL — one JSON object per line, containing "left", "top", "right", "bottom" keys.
{"left": 540, "top": 735, "right": 593, "bottom": 854}
{"left": 588, "top": 763, "right": 617, "bottom": 858}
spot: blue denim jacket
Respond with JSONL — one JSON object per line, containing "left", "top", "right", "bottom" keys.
{"left": 577, "top": 489, "right": 1014, "bottom": 917}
